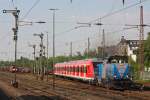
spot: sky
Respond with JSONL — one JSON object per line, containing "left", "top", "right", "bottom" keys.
{"left": 0, "top": 0, "right": 150, "bottom": 61}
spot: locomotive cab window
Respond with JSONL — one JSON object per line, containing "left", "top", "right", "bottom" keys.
{"left": 93, "top": 62, "right": 103, "bottom": 76}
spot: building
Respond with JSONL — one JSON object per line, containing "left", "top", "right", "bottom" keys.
{"left": 117, "top": 36, "right": 140, "bottom": 62}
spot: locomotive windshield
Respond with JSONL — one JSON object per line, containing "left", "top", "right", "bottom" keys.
{"left": 107, "top": 55, "right": 128, "bottom": 63}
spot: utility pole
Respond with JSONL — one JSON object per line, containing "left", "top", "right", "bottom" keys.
{"left": 43, "top": 45, "right": 46, "bottom": 76}
{"left": 70, "top": 42, "right": 72, "bottom": 58}
{"left": 102, "top": 29, "right": 106, "bottom": 59}
{"left": 34, "top": 33, "right": 44, "bottom": 80}
{"left": 139, "top": 6, "right": 144, "bottom": 79}
{"left": 125, "top": 5, "right": 150, "bottom": 79}
{"left": 3, "top": 8, "right": 20, "bottom": 88}
{"left": 94, "top": 19, "right": 103, "bottom": 58}
{"left": 29, "top": 44, "right": 36, "bottom": 74}
{"left": 46, "top": 33, "right": 49, "bottom": 82}
{"left": 49, "top": 8, "right": 59, "bottom": 90}
{"left": 87, "top": 37, "right": 90, "bottom": 58}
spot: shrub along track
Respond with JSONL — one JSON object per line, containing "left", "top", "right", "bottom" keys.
{"left": 0, "top": 71, "right": 149, "bottom": 100}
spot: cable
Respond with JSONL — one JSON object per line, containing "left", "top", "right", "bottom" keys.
{"left": 48, "top": 1, "right": 150, "bottom": 39}
{"left": 55, "top": 25, "right": 91, "bottom": 37}
{"left": 21, "top": 0, "right": 41, "bottom": 20}
{"left": 56, "top": 26, "right": 139, "bottom": 47}
{"left": 88, "top": 0, "right": 149, "bottom": 23}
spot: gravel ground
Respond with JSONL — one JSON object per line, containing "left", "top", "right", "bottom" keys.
{"left": 0, "top": 71, "right": 149, "bottom": 100}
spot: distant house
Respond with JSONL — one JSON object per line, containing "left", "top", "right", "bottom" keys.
{"left": 117, "top": 36, "right": 140, "bottom": 62}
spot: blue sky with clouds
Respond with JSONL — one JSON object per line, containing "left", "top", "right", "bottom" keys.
{"left": 0, "top": 0, "right": 150, "bottom": 60}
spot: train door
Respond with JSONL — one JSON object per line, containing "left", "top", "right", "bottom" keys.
{"left": 97, "top": 64, "right": 103, "bottom": 81}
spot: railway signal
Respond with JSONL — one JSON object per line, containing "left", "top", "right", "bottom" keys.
{"left": 19, "top": 21, "right": 46, "bottom": 26}
{"left": 3, "top": 8, "right": 20, "bottom": 88}
{"left": 29, "top": 44, "right": 36, "bottom": 75}
{"left": 33, "top": 33, "right": 45, "bottom": 80}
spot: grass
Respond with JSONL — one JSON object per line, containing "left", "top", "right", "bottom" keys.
{"left": 135, "top": 80, "right": 150, "bottom": 84}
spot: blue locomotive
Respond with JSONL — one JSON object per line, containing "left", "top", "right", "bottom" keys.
{"left": 93, "top": 56, "right": 133, "bottom": 90}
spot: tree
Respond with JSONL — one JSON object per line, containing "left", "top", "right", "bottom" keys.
{"left": 144, "top": 32, "right": 150, "bottom": 70}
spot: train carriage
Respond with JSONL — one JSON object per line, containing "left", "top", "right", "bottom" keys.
{"left": 54, "top": 59, "right": 97, "bottom": 81}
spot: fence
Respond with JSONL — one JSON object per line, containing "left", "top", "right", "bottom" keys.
{"left": 142, "top": 71, "right": 150, "bottom": 80}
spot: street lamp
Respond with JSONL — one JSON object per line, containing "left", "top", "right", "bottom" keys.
{"left": 49, "top": 8, "right": 59, "bottom": 90}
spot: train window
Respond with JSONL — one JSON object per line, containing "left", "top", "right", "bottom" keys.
{"left": 84, "top": 65, "right": 87, "bottom": 73}
{"left": 71, "top": 66, "right": 73, "bottom": 72}
{"left": 74, "top": 66, "right": 76, "bottom": 72}
{"left": 68, "top": 66, "right": 70, "bottom": 72}
{"left": 70, "top": 67, "right": 72, "bottom": 72}
{"left": 67, "top": 66, "right": 69, "bottom": 72}
{"left": 77, "top": 66, "right": 79, "bottom": 72}
{"left": 73, "top": 66, "right": 74, "bottom": 72}
{"left": 79, "top": 66, "right": 81, "bottom": 72}
{"left": 69, "top": 66, "right": 71, "bottom": 72}
{"left": 75, "top": 66, "right": 77, "bottom": 72}
{"left": 81, "top": 66, "right": 83, "bottom": 73}
{"left": 82, "top": 66, "right": 84, "bottom": 73}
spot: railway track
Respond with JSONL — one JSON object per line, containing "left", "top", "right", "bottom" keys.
{"left": 0, "top": 73, "right": 68, "bottom": 100}
{"left": 0, "top": 71, "right": 149, "bottom": 100}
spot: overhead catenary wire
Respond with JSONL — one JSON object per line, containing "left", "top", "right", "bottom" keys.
{"left": 47, "top": 0, "right": 150, "bottom": 41}
{"left": 54, "top": 23, "right": 128, "bottom": 38}
{"left": 21, "top": 0, "right": 41, "bottom": 20}
{"left": 88, "top": 0, "right": 149, "bottom": 24}
{"left": 53, "top": 0, "right": 150, "bottom": 48}
{"left": 55, "top": 26, "right": 139, "bottom": 48}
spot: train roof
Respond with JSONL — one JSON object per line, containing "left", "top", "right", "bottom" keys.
{"left": 55, "top": 58, "right": 103, "bottom": 66}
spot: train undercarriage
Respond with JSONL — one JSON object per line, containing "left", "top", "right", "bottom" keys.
{"left": 94, "top": 78, "right": 144, "bottom": 91}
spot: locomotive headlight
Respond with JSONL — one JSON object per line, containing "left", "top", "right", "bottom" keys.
{"left": 114, "top": 75, "right": 117, "bottom": 78}
{"left": 126, "top": 75, "right": 128, "bottom": 78}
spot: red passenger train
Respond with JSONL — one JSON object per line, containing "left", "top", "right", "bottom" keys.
{"left": 54, "top": 59, "right": 99, "bottom": 81}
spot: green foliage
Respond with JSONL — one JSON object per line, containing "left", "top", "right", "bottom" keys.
{"left": 128, "top": 56, "right": 140, "bottom": 79}
{"left": 0, "top": 45, "right": 103, "bottom": 69}
{"left": 144, "top": 32, "right": 150, "bottom": 69}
